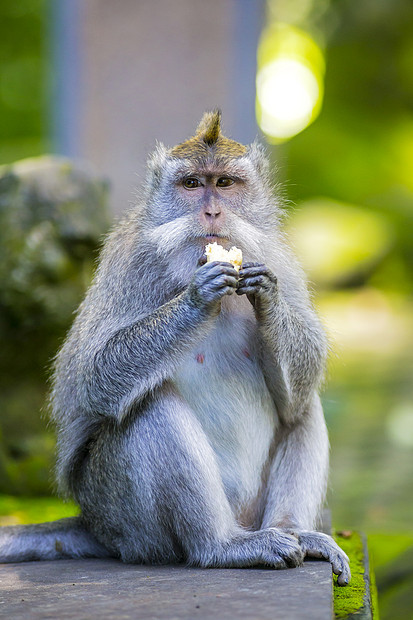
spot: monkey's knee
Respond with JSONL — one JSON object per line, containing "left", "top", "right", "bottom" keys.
{"left": 76, "top": 394, "right": 238, "bottom": 562}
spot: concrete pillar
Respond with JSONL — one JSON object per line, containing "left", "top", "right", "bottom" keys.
{"left": 53, "top": 0, "right": 264, "bottom": 213}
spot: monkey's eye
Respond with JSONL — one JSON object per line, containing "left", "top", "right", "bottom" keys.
{"left": 183, "top": 177, "right": 201, "bottom": 189}
{"left": 216, "top": 177, "right": 234, "bottom": 187}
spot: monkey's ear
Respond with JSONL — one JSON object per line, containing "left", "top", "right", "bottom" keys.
{"left": 247, "top": 142, "right": 271, "bottom": 179}
{"left": 146, "top": 142, "right": 169, "bottom": 187}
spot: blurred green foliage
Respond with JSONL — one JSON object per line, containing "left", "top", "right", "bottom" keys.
{"left": 0, "top": 156, "right": 110, "bottom": 494}
{"left": 287, "top": 198, "right": 392, "bottom": 288}
{"left": 273, "top": 0, "right": 413, "bottom": 293}
{"left": 369, "top": 533, "right": 413, "bottom": 620}
{"left": 266, "top": 1, "right": 413, "bottom": 617}
{"left": 267, "top": 0, "right": 413, "bottom": 533}
{"left": 0, "top": 0, "right": 50, "bottom": 163}
{"left": 0, "top": 494, "right": 78, "bottom": 527}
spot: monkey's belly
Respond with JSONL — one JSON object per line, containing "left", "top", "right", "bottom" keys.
{"left": 173, "top": 339, "right": 278, "bottom": 521}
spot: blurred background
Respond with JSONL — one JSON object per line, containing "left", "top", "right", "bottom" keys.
{"left": 0, "top": 0, "right": 412, "bottom": 616}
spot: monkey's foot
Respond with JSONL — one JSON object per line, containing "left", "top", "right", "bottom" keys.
{"left": 192, "top": 528, "right": 304, "bottom": 569}
{"left": 254, "top": 528, "right": 305, "bottom": 569}
{"left": 295, "top": 531, "right": 351, "bottom": 585}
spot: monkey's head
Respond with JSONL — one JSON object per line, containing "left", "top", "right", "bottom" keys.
{"left": 143, "top": 110, "right": 280, "bottom": 282}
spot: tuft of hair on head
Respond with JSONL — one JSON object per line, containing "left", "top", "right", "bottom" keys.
{"left": 170, "top": 109, "right": 247, "bottom": 160}
{"left": 195, "top": 109, "right": 222, "bottom": 146}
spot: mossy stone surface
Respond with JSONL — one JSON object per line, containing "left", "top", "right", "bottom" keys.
{"left": 333, "top": 531, "right": 378, "bottom": 619}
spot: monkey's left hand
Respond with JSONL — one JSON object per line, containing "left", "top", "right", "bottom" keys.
{"left": 237, "top": 262, "right": 278, "bottom": 313}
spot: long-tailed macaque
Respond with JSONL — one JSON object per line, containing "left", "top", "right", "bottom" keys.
{"left": 0, "top": 112, "right": 350, "bottom": 585}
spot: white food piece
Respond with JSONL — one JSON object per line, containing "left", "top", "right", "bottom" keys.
{"left": 205, "top": 242, "right": 243, "bottom": 272}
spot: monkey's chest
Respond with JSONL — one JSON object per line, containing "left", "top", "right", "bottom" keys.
{"left": 172, "top": 311, "right": 278, "bottom": 512}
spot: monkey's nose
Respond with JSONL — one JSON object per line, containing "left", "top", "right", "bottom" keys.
{"left": 204, "top": 206, "right": 222, "bottom": 219}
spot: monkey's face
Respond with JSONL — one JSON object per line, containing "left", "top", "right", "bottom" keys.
{"left": 144, "top": 112, "right": 280, "bottom": 284}
{"left": 175, "top": 165, "right": 248, "bottom": 244}
{"left": 146, "top": 156, "right": 273, "bottom": 266}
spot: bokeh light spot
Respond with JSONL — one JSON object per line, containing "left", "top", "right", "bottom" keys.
{"left": 286, "top": 198, "right": 392, "bottom": 287}
{"left": 387, "top": 403, "right": 413, "bottom": 448}
{"left": 256, "top": 23, "right": 324, "bottom": 142}
{"left": 257, "top": 58, "right": 319, "bottom": 139}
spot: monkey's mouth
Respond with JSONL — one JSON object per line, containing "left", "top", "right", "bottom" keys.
{"left": 203, "top": 234, "right": 228, "bottom": 243}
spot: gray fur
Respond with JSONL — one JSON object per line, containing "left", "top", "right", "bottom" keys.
{"left": 0, "top": 517, "right": 110, "bottom": 562}
{"left": 0, "top": 115, "right": 350, "bottom": 585}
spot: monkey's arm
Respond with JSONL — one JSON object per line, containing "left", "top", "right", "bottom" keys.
{"left": 261, "top": 392, "right": 328, "bottom": 531}
{"left": 84, "top": 261, "right": 238, "bottom": 419}
{"left": 238, "top": 263, "right": 350, "bottom": 584}
{"left": 237, "top": 262, "right": 327, "bottom": 423}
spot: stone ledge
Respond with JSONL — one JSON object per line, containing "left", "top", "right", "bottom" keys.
{"left": 0, "top": 558, "right": 333, "bottom": 620}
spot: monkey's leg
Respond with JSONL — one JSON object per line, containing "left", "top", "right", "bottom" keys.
{"left": 260, "top": 394, "right": 351, "bottom": 585}
{"left": 76, "top": 387, "right": 303, "bottom": 568}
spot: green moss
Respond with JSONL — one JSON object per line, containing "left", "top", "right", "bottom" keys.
{"left": 370, "top": 560, "right": 379, "bottom": 620}
{"left": 333, "top": 531, "right": 369, "bottom": 619}
{"left": 0, "top": 494, "right": 78, "bottom": 525}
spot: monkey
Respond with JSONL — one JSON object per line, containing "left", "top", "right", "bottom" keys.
{"left": 0, "top": 111, "right": 350, "bottom": 585}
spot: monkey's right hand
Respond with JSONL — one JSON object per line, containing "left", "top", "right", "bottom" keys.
{"left": 186, "top": 261, "right": 239, "bottom": 315}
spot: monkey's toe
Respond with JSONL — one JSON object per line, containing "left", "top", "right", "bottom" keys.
{"left": 266, "top": 529, "right": 305, "bottom": 567}
{"left": 297, "top": 531, "right": 351, "bottom": 585}
{"left": 260, "top": 546, "right": 304, "bottom": 569}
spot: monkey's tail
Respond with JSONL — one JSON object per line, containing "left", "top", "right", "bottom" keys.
{"left": 0, "top": 516, "right": 112, "bottom": 563}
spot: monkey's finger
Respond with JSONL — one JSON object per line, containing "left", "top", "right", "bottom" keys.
{"left": 336, "top": 563, "right": 351, "bottom": 586}
{"left": 223, "top": 285, "right": 236, "bottom": 296}
{"left": 196, "top": 280, "right": 237, "bottom": 306}
{"left": 333, "top": 554, "right": 351, "bottom": 586}
{"left": 239, "top": 275, "right": 273, "bottom": 289}
{"left": 240, "top": 262, "right": 264, "bottom": 270}
{"left": 203, "top": 275, "right": 238, "bottom": 299}
{"left": 211, "top": 274, "right": 239, "bottom": 290}
{"left": 199, "top": 261, "right": 239, "bottom": 282}
{"left": 330, "top": 548, "right": 351, "bottom": 582}
{"left": 198, "top": 255, "right": 207, "bottom": 266}
{"left": 236, "top": 285, "right": 260, "bottom": 296}
{"left": 237, "top": 281, "right": 260, "bottom": 290}
{"left": 212, "top": 284, "right": 237, "bottom": 298}
{"left": 239, "top": 265, "right": 277, "bottom": 285}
